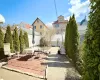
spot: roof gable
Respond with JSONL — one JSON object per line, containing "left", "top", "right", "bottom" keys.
{"left": 32, "top": 18, "right": 48, "bottom": 29}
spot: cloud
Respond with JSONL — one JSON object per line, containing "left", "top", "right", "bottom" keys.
{"left": 65, "top": 16, "right": 70, "bottom": 21}
{"left": 68, "top": 0, "right": 90, "bottom": 18}
{"left": 46, "top": 0, "right": 90, "bottom": 30}
{"left": 46, "top": 22, "right": 53, "bottom": 28}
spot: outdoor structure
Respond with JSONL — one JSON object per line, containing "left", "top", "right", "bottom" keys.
{"left": 32, "top": 18, "right": 49, "bottom": 37}
{"left": 51, "top": 33, "right": 65, "bottom": 47}
{"left": 52, "top": 15, "right": 68, "bottom": 34}
{"left": 19, "top": 22, "right": 41, "bottom": 47}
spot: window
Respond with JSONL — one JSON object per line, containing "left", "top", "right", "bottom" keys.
{"left": 34, "top": 26, "right": 36, "bottom": 29}
{"left": 55, "top": 24, "right": 59, "bottom": 27}
{"left": 40, "top": 25, "right": 42, "bottom": 29}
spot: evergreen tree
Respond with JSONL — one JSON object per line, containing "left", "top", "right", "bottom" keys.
{"left": 19, "top": 29, "right": 24, "bottom": 52}
{"left": 65, "top": 17, "right": 71, "bottom": 56}
{"left": 0, "top": 27, "right": 5, "bottom": 59}
{"left": 71, "top": 14, "right": 79, "bottom": 64}
{"left": 0, "top": 27, "right": 4, "bottom": 48}
{"left": 4, "top": 25, "right": 13, "bottom": 52}
{"left": 13, "top": 27, "right": 20, "bottom": 52}
{"left": 82, "top": 0, "right": 100, "bottom": 80}
{"left": 65, "top": 15, "right": 79, "bottom": 65}
{"left": 67, "top": 16, "right": 73, "bottom": 58}
{"left": 23, "top": 31, "right": 29, "bottom": 48}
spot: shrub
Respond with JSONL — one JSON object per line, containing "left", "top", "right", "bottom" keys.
{"left": 40, "top": 37, "right": 48, "bottom": 47}
{"left": 4, "top": 25, "right": 13, "bottom": 52}
{"left": 19, "top": 29, "right": 24, "bottom": 53}
{"left": 82, "top": 0, "right": 100, "bottom": 79}
{"left": 13, "top": 27, "right": 20, "bottom": 52}
{"left": 23, "top": 31, "right": 29, "bottom": 48}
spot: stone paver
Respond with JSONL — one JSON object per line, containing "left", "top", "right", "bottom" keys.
{"left": 6, "top": 53, "right": 47, "bottom": 77}
{"left": 46, "top": 47, "right": 80, "bottom": 80}
{"left": 0, "top": 68, "right": 43, "bottom": 80}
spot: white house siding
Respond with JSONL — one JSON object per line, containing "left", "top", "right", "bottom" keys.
{"left": 21, "top": 27, "right": 41, "bottom": 47}
{"left": 56, "top": 23, "right": 67, "bottom": 34}
{"left": 28, "top": 34, "right": 33, "bottom": 47}
{"left": 51, "top": 33, "right": 65, "bottom": 47}
{"left": 34, "top": 34, "right": 41, "bottom": 46}
{"left": 28, "top": 34, "right": 41, "bottom": 47}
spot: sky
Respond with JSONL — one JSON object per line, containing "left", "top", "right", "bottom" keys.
{"left": 0, "top": 0, "right": 90, "bottom": 26}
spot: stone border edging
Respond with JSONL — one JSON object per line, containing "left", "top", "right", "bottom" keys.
{"left": 44, "top": 55, "right": 49, "bottom": 79}
{"left": 2, "top": 66, "right": 45, "bottom": 79}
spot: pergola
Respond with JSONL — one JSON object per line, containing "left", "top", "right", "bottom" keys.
{"left": 0, "top": 14, "right": 5, "bottom": 24}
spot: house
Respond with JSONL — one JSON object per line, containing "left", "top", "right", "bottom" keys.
{"left": 19, "top": 22, "right": 41, "bottom": 47}
{"left": 52, "top": 15, "right": 68, "bottom": 34}
{"left": 32, "top": 18, "right": 49, "bottom": 37}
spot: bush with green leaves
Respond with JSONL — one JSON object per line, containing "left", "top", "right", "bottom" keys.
{"left": 4, "top": 25, "right": 13, "bottom": 52}
{"left": 82, "top": 0, "right": 100, "bottom": 80}
{"left": 13, "top": 27, "right": 20, "bottom": 52}
{"left": 0, "top": 27, "right": 5, "bottom": 59}
{"left": 65, "top": 15, "right": 79, "bottom": 65}
{"left": 19, "top": 29, "right": 24, "bottom": 52}
{"left": 40, "top": 37, "right": 48, "bottom": 47}
{"left": 0, "top": 27, "right": 4, "bottom": 49}
{"left": 23, "top": 31, "right": 29, "bottom": 48}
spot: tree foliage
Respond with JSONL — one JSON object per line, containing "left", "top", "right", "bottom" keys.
{"left": 45, "top": 28, "right": 56, "bottom": 46}
{"left": 0, "top": 27, "right": 5, "bottom": 59}
{"left": 13, "top": 27, "right": 20, "bottom": 52}
{"left": 65, "top": 14, "right": 79, "bottom": 65}
{"left": 82, "top": 0, "right": 100, "bottom": 80}
{"left": 40, "top": 37, "right": 48, "bottom": 47}
{"left": 19, "top": 29, "right": 24, "bottom": 52}
{"left": 0, "top": 27, "right": 4, "bottom": 48}
{"left": 4, "top": 25, "right": 13, "bottom": 52}
{"left": 23, "top": 31, "right": 29, "bottom": 48}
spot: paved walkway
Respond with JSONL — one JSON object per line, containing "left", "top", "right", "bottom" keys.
{"left": 0, "top": 68, "right": 43, "bottom": 80}
{"left": 46, "top": 51, "right": 80, "bottom": 80}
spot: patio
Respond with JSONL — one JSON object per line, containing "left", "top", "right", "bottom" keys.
{"left": 3, "top": 52, "right": 47, "bottom": 78}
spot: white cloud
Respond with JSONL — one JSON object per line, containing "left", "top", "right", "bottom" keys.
{"left": 68, "top": 0, "right": 90, "bottom": 18}
{"left": 70, "top": 0, "right": 80, "bottom": 5}
{"left": 65, "top": 16, "right": 70, "bottom": 21}
{"left": 46, "top": 0, "right": 90, "bottom": 30}
{"left": 46, "top": 22, "right": 53, "bottom": 28}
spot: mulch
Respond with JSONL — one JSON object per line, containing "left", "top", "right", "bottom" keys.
{"left": 6, "top": 53, "right": 47, "bottom": 76}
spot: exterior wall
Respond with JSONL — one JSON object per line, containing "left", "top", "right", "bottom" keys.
{"left": 58, "top": 15, "right": 64, "bottom": 22}
{"left": 51, "top": 41, "right": 62, "bottom": 47}
{"left": 28, "top": 34, "right": 41, "bottom": 47}
{"left": 32, "top": 19, "right": 48, "bottom": 37}
{"left": 28, "top": 34, "right": 33, "bottom": 47}
{"left": 53, "top": 23, "right": 67, "bottom": 34}
{"left": 51, "top": 33, "right": 65, "bottom": 47}
{"left": 34, "top": 34, "right": 41, "bottom": 46}
{"left": 53, "top": 15, "right": 67, "bottom": 34}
